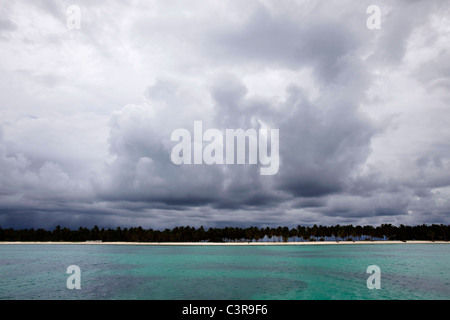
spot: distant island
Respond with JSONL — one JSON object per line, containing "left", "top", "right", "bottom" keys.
{"left": 0, "top": 224, "right": 448, "bottom": 243}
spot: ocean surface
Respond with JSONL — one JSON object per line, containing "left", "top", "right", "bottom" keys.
{"left": 0, "top": 243, "right": 449, "bottom": 300}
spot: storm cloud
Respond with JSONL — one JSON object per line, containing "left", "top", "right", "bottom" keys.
{"left": 0, "top": 0, "right": 449, "bottom": 229}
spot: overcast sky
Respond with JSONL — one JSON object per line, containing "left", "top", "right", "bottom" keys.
{"left": 1, "top": 0, "right": 449, "bottom": 229}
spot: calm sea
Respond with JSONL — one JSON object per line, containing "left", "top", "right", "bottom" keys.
{"left": 0, "top": 244, "right": 449, "bottom": 300}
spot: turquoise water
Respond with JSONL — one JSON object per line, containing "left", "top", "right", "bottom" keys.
{"left": 0, "top": 244, "right": 449, "bottom": 300}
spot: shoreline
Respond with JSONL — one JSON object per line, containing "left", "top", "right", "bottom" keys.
{"left": 0, "top": 240, "right": 448, "bottom": 246}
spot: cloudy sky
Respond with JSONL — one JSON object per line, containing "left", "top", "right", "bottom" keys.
{"left": 1, "top": 0, "right": 449, "bottom": 229}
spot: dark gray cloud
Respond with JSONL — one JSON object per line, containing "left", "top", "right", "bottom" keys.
{"left": 0, "top": 0, "right": 449, "bottom": 229}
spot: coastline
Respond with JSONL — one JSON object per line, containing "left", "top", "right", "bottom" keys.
{"left": 0, "top": 240, "right": 448, "bottom": 246}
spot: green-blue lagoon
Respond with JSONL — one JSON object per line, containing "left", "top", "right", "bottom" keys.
{"left": 0, "top": 243, "right": 449, "bottom": 300}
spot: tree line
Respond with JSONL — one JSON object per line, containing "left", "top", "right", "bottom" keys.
{"left": 0, "top": 224, "right": 448, "bottom": 242}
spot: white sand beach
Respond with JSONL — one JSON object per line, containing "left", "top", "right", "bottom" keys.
{"left": 0, "top": 240, "right": 448, "bottom": 245}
